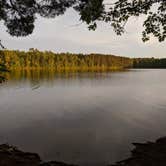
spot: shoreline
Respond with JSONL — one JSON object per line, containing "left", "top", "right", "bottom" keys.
{"left": 1, "top": 137, "right": 166, "bottom": 166}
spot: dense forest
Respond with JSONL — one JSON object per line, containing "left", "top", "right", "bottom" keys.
{"left": 1, "top": 50, "right": 166, "bottom": 74}
{"left": 0, "top": 49, "right": 133, "bottom": 71}
{"left": 133, "top": 58, "right": 166, "bottom": 68}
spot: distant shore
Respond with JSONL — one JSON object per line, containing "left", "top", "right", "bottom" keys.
{"left": 1, "top": 50, "right": 166, "bottom": 72}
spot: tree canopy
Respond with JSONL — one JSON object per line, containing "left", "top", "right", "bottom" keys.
{"left": 0, "top": 49, "right": 133, "bottom": 71}
{"left": 0, "top": 0, "right": 165, "bottom": 42}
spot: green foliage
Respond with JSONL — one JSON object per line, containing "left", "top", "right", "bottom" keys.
{"left": 0, "top": 0, "right": 165, "bottom": 41}
{"left": 103, "top": 0, "right": 166, "bottom": 42}
{"left": 0, "top": 49, "right": 133, "bottom": 71}
{"left": 133, "top": 58, "right": 166, "bottom": 68}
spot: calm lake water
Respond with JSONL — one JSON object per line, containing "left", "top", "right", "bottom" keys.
{"left": 0, "top": 69, "right": 166, "bottom": 166}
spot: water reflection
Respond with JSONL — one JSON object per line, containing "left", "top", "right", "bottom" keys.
{"left": 3, "top": 70, "right": 126, "bottom": 90}
{"left": 0, "top": 69, "right": 166, "bottom": 166}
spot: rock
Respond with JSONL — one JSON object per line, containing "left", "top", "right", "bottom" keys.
{"left": 1, "top": 137, "right": 166, "bottom": 166}
{"left": 111, "top": 137, "right": 166, "bottom": 166}
{"left": 0, "top": 144, "right": 41, "bottom": 166}
{"left": 40, "top": 161, "right": 78, "bottom": 166}
{"left": 0, "top": 144, "right": 78, "bottom": 166}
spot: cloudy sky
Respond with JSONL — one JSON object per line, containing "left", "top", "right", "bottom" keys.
{"left": 0, "top": 9, "right": 165, "bottom": 58}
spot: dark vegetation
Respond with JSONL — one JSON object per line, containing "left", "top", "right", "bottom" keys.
{"left": 1, "top": 137, "right": 166, "bottom": 166}
{"left": 0, "top": 64, "right": 6, "bottom": 82}
{"left": 133, "top": 58, "right": 166, "bottom": 68}
{"left": 0, "top": 53, "right": 9, "bottom": 83}
{"left": 0, "top": 0, "right": 165, "bottom": 42}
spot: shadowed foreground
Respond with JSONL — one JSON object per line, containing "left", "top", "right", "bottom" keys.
{"left": 0, "top": 144, "right": 77, "bottom": 166}
{"left": 1, "top": 137, "right": 166, "bottom": 166}
{"left": 111, "top": 137, "right": 166, "bottom": 166}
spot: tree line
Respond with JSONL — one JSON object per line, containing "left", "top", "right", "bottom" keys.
{"left": 133, "top": 58, "right": 166, "bottom": 68}
{"left": 0, "top": 49, "right": 133, "bottom": 71}
{"left": 1, "top": 50, "right": 166, "bottom": 74}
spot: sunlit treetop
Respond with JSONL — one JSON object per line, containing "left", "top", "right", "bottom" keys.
{"left": 0, "top": 0, "right": 166, "bottom": 42}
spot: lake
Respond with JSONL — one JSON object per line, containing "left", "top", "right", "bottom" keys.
{"left": 0, "top": 69, "right": 166, "bottom": 166}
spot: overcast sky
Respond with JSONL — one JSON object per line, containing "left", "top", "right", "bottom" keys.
{"left": 0, "top": 9, "right": 165, "bottom": 58}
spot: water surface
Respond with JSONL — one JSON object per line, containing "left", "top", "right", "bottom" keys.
{"left": 0, "top": 69, "right": 166, "bottom": 166}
